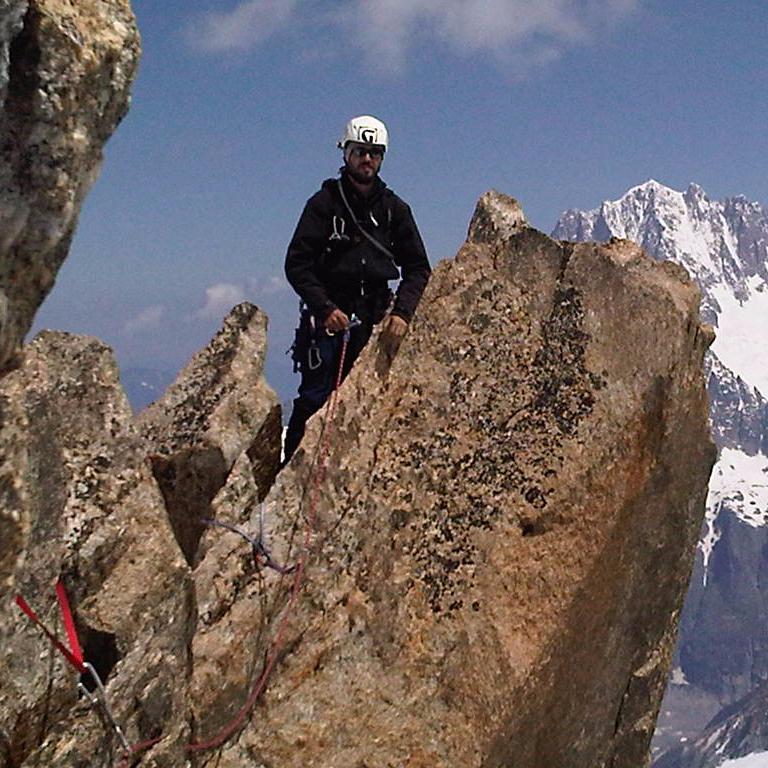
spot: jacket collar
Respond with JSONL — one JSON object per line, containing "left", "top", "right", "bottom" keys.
{"left": 338, "top": 169, "right": 387, "bottom": 205}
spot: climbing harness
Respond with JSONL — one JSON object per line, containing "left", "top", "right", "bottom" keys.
{"left": 288, "top": 303, "right": 321, "bottom": 373}
{"left": 289, "top": 304, "right": 360, "bottom": 374}
{"left": 15, "top": 582, "right": 131, "bottom": 755}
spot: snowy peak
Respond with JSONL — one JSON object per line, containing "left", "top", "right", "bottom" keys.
{"left": 580, "top": 186, "right": 768, "bottom": 767}
{"left": 553, "top": 181, "right": 768, "bottom": 398}
{"left": 553, "top": 180, "right": 768, "bottom": 295}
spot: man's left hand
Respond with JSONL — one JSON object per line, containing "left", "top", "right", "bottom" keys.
{"left": 381, "top": 314, "right": 408, "bottom": 338}
{"left": 379, "top": 314, "right": 408, "bottom": 361}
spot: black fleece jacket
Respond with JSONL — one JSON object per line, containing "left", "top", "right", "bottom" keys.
{"left": 285, "top": 172, "right": 430, "bottom": 322}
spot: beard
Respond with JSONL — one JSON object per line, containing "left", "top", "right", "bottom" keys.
{"left": 345, "top": 162, "right": 377, "bottom": 185}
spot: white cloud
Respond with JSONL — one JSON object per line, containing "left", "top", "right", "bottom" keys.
{"left": 124, "top": 305, "right": 164, "bottom": 335}
{"left": 250, "top": 274, "right": 290, "bottom": 296}
{"left": 343, "top": 0, "right": 639, "bottom": 72}
{"left": 195, "top": 283, "right": 247, "bottom": 320}
{"left": 189, "top": 0, "right": 639, "bottom": 73}
{"left": 188, "top": 0, "right": 300, "bottom": 53}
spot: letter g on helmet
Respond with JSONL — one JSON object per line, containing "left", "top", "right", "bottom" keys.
{"left": 337, "top": 115, "right": 389, "bottom": 152}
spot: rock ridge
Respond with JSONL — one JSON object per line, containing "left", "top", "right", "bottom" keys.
{"left": 0, "top": 190, "right": 714, "bottom": 767}
{"left": 0, "top": 302, "right": 281, "bottom": 767}
{"left": 188, "top": 193, "right": 713, "bottom": 768}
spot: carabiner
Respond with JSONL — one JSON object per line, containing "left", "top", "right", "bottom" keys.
{"left": 325, "top": 313, "right": 362, "bottom": 337}
{"left": 308, "top": 342, "right": 322, "bottom": 370}
{"left": 78, "top": 662, "right": 131, "bottom": 754}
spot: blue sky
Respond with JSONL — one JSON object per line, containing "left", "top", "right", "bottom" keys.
{"left": 31, "top": 0, "right": 768, "bottom": 407}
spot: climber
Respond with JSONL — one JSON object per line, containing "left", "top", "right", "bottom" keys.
{"left": 283, "top": 115, "right": 431, "bottom": 463}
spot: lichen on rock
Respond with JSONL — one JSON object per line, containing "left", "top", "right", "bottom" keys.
{"left": 0, "top": 87, "right": 716, "bottom": 762}
{"left": 194, "top": 193, "right": 714, "bottom": 768}
{"left": 0, "top": 304, "right": 281, "bottom": 767}
{"left": 0, "top": 0, "right": 140, "bottom": 371}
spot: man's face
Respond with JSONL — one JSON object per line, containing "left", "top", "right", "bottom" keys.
{"left": 345, "top": 142, "right": 384, "bottom": 185}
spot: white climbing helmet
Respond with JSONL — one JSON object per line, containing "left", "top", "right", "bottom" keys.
{"left": 337, "top": 115, "right": 389, "bottom": 153}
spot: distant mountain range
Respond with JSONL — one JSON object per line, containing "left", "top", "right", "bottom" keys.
{"left": 553, "top": 180, "right": 768, "bottom": 767}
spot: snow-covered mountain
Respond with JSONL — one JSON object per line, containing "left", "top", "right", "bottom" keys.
{"left": 553, "top": 180, "right": 768, "bottom": 765}
{"left": 554, "top": 180, "right": 768, "bottom": 394}
{"left": 722, "top": 756, "right": 768, "bottom": 768}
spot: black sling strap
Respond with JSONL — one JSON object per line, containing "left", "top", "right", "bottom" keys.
{"left": 337, "top": 179, "right": 398, "bottom": 268}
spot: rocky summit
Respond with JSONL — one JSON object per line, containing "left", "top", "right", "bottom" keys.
{"left": 1, "top": 189, "right": 714, "bottom": 766}
{"left": 0, "top": 0, "right": 140, "bottom": 372}
{"left": 0, "top": 3, "right": 718, "bottom": 764}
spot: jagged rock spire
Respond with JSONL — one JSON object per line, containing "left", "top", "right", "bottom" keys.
{"left": 0, "top": 0, "right": 140, "bottom": 372}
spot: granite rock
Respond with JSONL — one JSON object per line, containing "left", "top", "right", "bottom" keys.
{"left": 0, "top": 0, "right": 139, "bottom": 371}
{"left": 202, "top": 194, "right": 715, "bottom": 768}
{"left": 1, "top": 193, "right": 713, "bottom": 767}
{"left": 0, "top": 304, "right": 280, "bottom": 767}
{"left": 138, "top": 303, "right": 281, "bottom": 567}
{"left": 0, "top": 332, "right": 192, "bottom": 768}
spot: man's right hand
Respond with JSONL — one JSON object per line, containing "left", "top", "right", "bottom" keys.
{"left": 324, "top": 308, "right": 349, "bottom": 333}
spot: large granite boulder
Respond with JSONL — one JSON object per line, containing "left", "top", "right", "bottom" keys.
{"left": 1, "top": 193, "right": 713, "bottom": 767}
{"left": 199, "top": 192, "right": 715, "bottom": 768}
{"left": 0, "top": 0, "right": 140, "bottom": 371}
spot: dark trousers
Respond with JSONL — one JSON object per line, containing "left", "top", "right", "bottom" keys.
{"left": 283, "top": 318, "right": 373, "bottom": 463}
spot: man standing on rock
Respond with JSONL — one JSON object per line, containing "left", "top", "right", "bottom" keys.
{"left": 283, "top": 115, "right": 431, "bottom": 463}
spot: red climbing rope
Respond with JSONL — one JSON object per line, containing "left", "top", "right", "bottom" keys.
{"left": 15, "top": 581, "right": 86, "bottom": 675}
{"left": 115, "top": 327, "right": 353, "bottom": 765}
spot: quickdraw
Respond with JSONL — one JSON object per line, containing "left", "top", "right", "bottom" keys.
{"left": 15, "top": 582, "right": 130, "bottom": 754}
{"left": 201, "top": 505, "right": 296, "bottom": 576}
{"left": 79, "top": 663, "right": 131, "bottom": 754}
{"left": 328, "top": 214, "right": 348, "bottom": 241}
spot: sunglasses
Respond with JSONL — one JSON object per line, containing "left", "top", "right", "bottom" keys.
{"left": 350, "top": 146, "right": 384, "bottom": 159}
